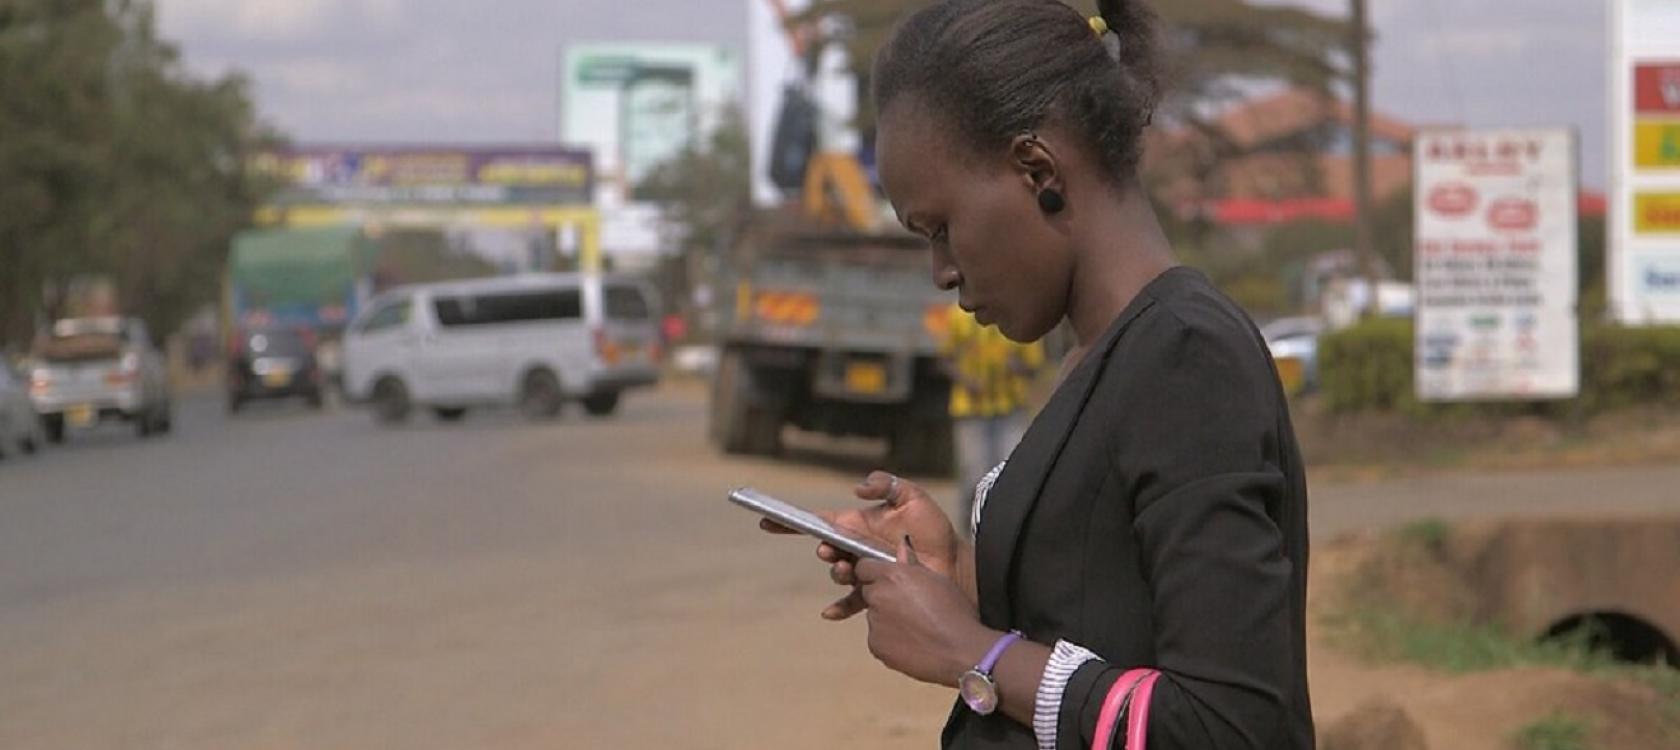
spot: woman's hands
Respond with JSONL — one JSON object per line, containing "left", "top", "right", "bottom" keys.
{"left": 758, "top": 472, "right": 989, "bottom": 686}
{"left": 852, "top": 535, "right": 994, "bottom": 686}
{"left": 758, "top": 471, "right": 971, "bottom": 618}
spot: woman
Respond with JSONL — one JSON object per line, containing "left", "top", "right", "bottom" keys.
{"left": 762, "top": 0, "right": 1313, "bottom": 747}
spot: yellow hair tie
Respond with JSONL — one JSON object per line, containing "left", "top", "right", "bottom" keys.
{"left": 1088, "top": 15, "right": 1109, "bottom": 37}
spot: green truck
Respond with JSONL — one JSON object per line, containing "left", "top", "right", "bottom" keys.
{"left": 224, "top": 227, "right": 378, "bottom": 386}
{"left": 226, "top": 226, "right": 376, "bottom": 333}
{"left": 707, "top": 214, "right": 955, "bottom": 474}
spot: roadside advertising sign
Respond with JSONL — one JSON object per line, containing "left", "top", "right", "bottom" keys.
{"left": 1415, "top": 129, "right": 1579, "bottom": 401}
{"left": 1610, "top": 0, "right": 1680, "bottom": 322}
{"left": 255, "top": 146, "right": 595, "bottom": 206}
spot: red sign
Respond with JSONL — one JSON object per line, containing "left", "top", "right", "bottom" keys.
{"left": 1429, "top": 182, "right": 1480, "bottom": 218}
{"left": 1635, "top": 62, "right": 1680, "bottom": 114}
{"left": 1487, "top": 198, "right": 1539, "bottom": 232}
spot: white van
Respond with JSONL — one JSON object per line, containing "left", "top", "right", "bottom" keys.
{"left": 342, "top": 274, "right": 661, "bottom": 423}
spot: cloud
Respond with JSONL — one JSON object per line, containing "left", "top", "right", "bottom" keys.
{"left": 267, "top": 59, "right": 371, "bottom": 98}
{"left": 1421, "top": 28, "right": 1534, "bottom": 58}
{"left": 156, "top": 0, "right": 336, "bottom": 40}
{"left": 155, "top": 0, "right": 403, "bottom": 43}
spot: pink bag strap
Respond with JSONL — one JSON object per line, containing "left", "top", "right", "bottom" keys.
{"left": 1091, "top": 668, "right": 1153, "bottom": 749}
{"left": 1126, "top": 670, "right": 1161, "bottom": 750}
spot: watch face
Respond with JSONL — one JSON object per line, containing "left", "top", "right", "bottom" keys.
{"left": 958, "top": 670, "right": 999, "bottom": 715}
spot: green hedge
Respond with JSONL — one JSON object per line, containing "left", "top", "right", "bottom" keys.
{"left": 1318, "top": 317, "right": 1417, "bottom": 413}
{"left": 1318, "top": 319, "right": 1680, "bottom": 414}
{"left": 1581, "top": 325, "right": 1680, "bottom": 411}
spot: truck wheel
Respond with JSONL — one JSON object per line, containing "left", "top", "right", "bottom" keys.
{"left": 373, "top": 377, "right": 412, "bottom": 425}
{"left": 520, "top": 369, "right": 563, "bottom": 420}
{"left": 889, "top": 418, "right": 955, "bottom": 477}
{"left": 712, "top": 349, "right": 782, "bottom": 456}
{"left": 135, "top": 409, "right": 154, "bottom": 438}
{"left": 42, "top": 415, "right": 65, "bottom": 444}
{"left": 582, "top": 392, "right": 620, "bottom": 418}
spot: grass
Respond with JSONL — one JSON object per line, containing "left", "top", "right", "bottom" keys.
{"left": 1324, "top": 605, "right": 1615, "bottom": 674}
{"left": 1325, "top": 593, "right": 1680, "bottom": 746}
{"left": 1512, "top": 713, "right": 1589, "bottom": 750}
{"left": 1322, "top": 521, "right": 1680, "bottom": 743}
{"left": 1395, "top": 518, "right": 1450, "bottom": 553}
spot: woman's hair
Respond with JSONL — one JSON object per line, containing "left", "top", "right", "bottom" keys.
{"left": 872, "top": 0, "right": 1161, "bottom": 182}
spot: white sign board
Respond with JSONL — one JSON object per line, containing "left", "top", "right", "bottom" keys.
{"left": 561, "top": 43, "right": 742, "bottom": 201}
{"left": 1610, "top": 0, "right": 1680, "bottom": 323}
{"left": 1414, "top": 129, "right": 1579, "bottom": 401}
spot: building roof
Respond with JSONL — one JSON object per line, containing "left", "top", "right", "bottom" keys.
{"left": 1213, "top": 88, "right": 1417, "bottom": 147}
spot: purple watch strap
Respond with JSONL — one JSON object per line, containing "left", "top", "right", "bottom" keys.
{"left": 977, "top": 630, "right": 1023, "bottom": 674}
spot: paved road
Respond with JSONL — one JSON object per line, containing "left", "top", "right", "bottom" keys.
{"left": 2, "top": 383, "right": 1676, "bottom": 748}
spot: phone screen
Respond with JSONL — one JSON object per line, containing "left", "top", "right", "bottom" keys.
{"left": 729, "top": 487, "right": 897, "bottom": 563}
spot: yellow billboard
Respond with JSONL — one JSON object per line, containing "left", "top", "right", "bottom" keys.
{"left": 1635, "top": 192, "right": 1680, "bottom": 234}
{"left": 1634, "top": 120, "right": 1680, "bottom": 168}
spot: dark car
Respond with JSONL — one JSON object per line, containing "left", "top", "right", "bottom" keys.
{"left": 227, "top": 328, "right": 324, "bottom": 412}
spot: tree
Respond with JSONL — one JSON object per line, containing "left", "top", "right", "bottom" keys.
{"left": 0, "top": 0, "right": 280, "bottom": 350}
{"left": 637, "top": 104, "right": 754, "bottom": 325}
{"left": 639, "top": 103, "right": 754, "bottom": 262}
{"left": 786, "top": 0, "right": 1351, "bottom": 157}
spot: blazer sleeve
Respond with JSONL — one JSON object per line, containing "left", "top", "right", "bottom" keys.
{"left": 1056, "top": 307, "right": 1301, "bottom": 749}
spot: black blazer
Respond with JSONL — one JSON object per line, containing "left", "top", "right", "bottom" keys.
{"left": 942, "top": 267, "right": 1313, "bottom": 749}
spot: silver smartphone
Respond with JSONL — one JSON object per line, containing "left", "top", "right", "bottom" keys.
{"left": 729, "top": 487, "right": 897, "bottom": 563}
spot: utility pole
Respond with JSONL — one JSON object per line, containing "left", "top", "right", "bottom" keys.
{"left": 1351, "top": 0, "right": 1377, "bottom": 315}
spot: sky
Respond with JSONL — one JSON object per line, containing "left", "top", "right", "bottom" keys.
{"left": 152, "top": 0, "right": 1610, "bottom": 188}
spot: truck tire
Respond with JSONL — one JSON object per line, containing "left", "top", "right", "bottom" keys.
{"left": 711, "top": 349, "right": 782, "bottom": 456}
{"left": 889, "top": 417, "right": 954, "bottom": 477}
{"left": 42, "top": 414, "right": 65, "bottom": 444}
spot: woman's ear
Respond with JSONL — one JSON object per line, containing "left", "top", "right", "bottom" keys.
{"left": 1009, "top": 132, "right": 1062, "bottom": 194}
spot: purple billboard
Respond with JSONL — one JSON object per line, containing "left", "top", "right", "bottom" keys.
{"left": 255, "top": 145, "right": 594, "bottom": 206}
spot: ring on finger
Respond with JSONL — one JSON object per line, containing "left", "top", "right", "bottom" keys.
{"left": 886, "top": 474, "right": 902, "bottom": 504}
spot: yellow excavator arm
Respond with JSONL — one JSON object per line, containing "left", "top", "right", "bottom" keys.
{"left": 802, "top": 151, "right": 877, "bottom": 231}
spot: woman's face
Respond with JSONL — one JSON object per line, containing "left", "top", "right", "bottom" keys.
{"left": 875, "top": 106, "right": 1073, "bottom": 343}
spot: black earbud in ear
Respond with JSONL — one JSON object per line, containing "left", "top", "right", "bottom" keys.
{"left": 1037, "top": 189, "right": 1066, "bottom": 215}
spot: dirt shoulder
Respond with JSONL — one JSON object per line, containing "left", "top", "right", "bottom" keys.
{"left": 1293, "top": 399, "right": 1680, "bottom": 484}
{"left": 1307, "top": 530, "right": 1680, "bottom": 750}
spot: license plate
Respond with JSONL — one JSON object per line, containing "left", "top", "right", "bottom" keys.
{"left": 262, "top": 370, "right": 293, "bottom": 388}
{"left": 66, "top": 403, "right": 96, "bottom": 428}
{"left": 845, "top": 362, "right": 887, "bottom": 395}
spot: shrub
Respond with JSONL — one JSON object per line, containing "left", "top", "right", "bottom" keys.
{"left": 1317, "top": 319, "right": 1680, "bottom": 415}
{"left": 1317, "top": 317, "right": 1416, "bottom": 413}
